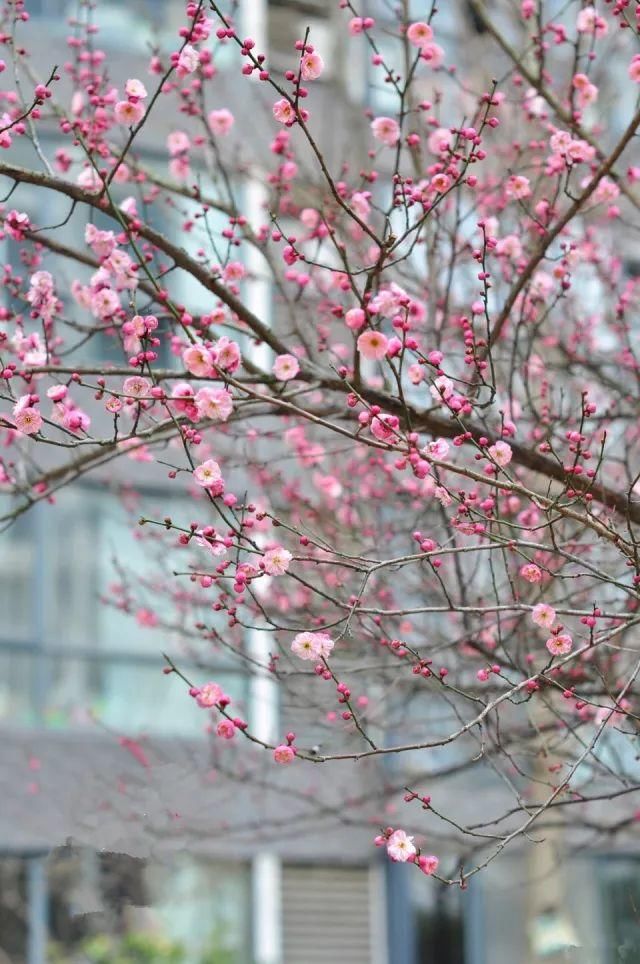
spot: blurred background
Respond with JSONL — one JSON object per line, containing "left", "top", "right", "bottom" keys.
{"left": 0, "top": 1, "right": 639, "bottom": 962}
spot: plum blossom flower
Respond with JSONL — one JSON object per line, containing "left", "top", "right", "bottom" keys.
{"left": 273, "top": 744, "right": 295, "bottom": 764}
{"left": 195, "top": 530, "right": 227, "bottom": 557}
{"left": 216, "top": 719, "right": 235, "bottom": 740}
{"left": 629, "top": 55, "right": 640, "bottom": 84}
{"left": 176, "top": 44, "right": 200, "bottom": 76}
{"left": 424, "top": 438, "right": 449, "bottom": 460}
{"left": 273, "top": 353, "right": 300, "bottom": 381}
{"left": 195, "top": 387, "right": 233, "bottom": 422}
{"left": 407, "top": 22, "right": 433, "bottom": 47}
{"left": 167, "top": 131, "right": 190, "bottom": 156}
{"left": 532, "top": 603, "right": 556, "bottom": 629}
{"left": 417, "top": 855, "right": 439, "bottom": 876}
{"left": 370, "top": 413, "right": 400, "bottom": 443}
{"left": 114, "top": 100, "right": 144, "bottom": 126}
{"left": 546, "top": 633, "right": 573, "bottom": 656}
{"left": 371, "top": 116, "right": 400, "bottom": 146}
{"left": 90, "top": 287, "right": 120, "bottom": 319}
{"left": 193, "top": 459, "right": 222, "bottom": 487}
{"left": 262, "top": 546, "right": 293, "bottom": 576}
{"left": 576, "top": 5, "right": 608, "bottom": 36}
{"left": 14, "top": 406, "right": 42, "bottom": 435}
{"left": 430, "top": 375, "right": 454, "bottom": 404}
{"left": 273, "top": 98, "right": 296, "bottom": 125}
{"left": 386, "top": 830, "right": 417, "bottom": 862}
{"left": 488, "top": 441, "right": 512, "bottom": 467}
{"left": 431, "top": 173, "right": 450, "bottom": 193}
{"left": 300, "top": 51, "right": 324, "bottom": 80}
{"left": 4, "top": 209, "right": 30, "bottom": 240}
{"left": 345, "top": 308, "right": 366, "bottom": 331}
{"left": 420, "top": 42, "right": 445, "bottom": 68}
{"left": 122, "top": 376, "right": 150, "bottom": 399}
{"left": 427, "top": 127, "right": 453, "bottom": 155}
{"left": 77, "top": 168, "right": 103, "bottom": 192}
{"left": 357, "top": 330, "right": 388, "bottom": 360}
{"left": 505, "top": 175, "right": 531, "bottom": 200}
{"left": 215, "top": 336, "right": 241, "bottom": 372}
{"left": 125, "top": 78, "right": 147, "bottom": 99}
{"left": 208, "top": 108, "right": 235, "bottom": 135}
{"left": 183, "top": 344, "right": 214, "bottom": 377}
{"left": 291, "top": 631, "right": 334, "bottom": 661}
{"left": 85, "top": 224, "right": 116, "bottom": 259}
{"left": 520, "top": 563, "right": 542, "bottom": 583}
{"left": 195, "top": 682, "right": 224, "bottom": 708}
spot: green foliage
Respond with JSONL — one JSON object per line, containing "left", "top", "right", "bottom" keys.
{"left": 49, "top": 929, "right": 246, "bottom": 964}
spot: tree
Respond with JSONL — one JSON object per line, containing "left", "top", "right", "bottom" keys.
{"left": 1, "top": 0, "right": 640, "bottom": 890}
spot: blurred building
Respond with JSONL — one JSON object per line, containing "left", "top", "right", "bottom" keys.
{"left": 0, "top": 1, "right": 639, "bottom": 963}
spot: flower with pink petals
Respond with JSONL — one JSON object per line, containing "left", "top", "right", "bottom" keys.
{"left": 14, "top": 407, "right": 42, "bottom": 435}
{"left": 417, "top": 855, "right": 439, "bottom": 876}
{"left": 208, "top": 108, "right": 235, "bottom": 135}
{"left": 345, "top": 308, "right": 366, "bottom": 331}
{"left": 273, "top": 98, "right": 296, "bottom": 125}
{"left": 114, "top": 100, "right": 144, "bottom": 126}
{"left": 532, "top": 603, "right": 556, "bottom": 629}
{"left": 122, "top": 376, "right": 150, "bottom": 399}
{"left": 273, "top": 744, "right": 295, "bottom": 764}
{"left": 371, "top": 116, "right": 400, "bottom": 146}
{"left": 357, "top": 329, "right": 389, "bottom": 360}
{"left": 505, "top": 175, "right": 531, "bottom": 200}
{"left": 386, "top": 830, "right": 417, "bottom": 862}
{"left": 488, "top": 441, "right": 512, "bottom": 467}
{"left": 291, "top": 631, "right": 334, "bottom": 661}
{"left": 125, "top": 78, "right": 148, "bottom": 99}
{"left": 193, "top": 459, "right": 222, "bottom": 487}
{"left": 420, "top": 42, "right": 445, "bottom": 68}
{"left": 216, "top": 719, "right": 235, "bottom": 740}
{"left": 576, "top": 5, "right": 608, "bottom": 36}
{"left": 195, "top": 682, "right": 224, "bottom": 708}
{"left": 407, "top": 22, "right": 433, "bottom": 47}
{"left": 273, "top": 353, "right": 300, "bottom": 381}
{"left": 262, "top": 546, "right": 293, "bottom": 576}
{"left": 195, "top": 387, "right": 233, "bottom": 422}
{"left": 520, "top": 563, "right": 542, "bottom": 583}
{"left": 300, "top": 51, "right": 324, "bottom": 81}
{"left": 176, "top": 44, "right": 200, "bottom": 76}
{"left": 167, "top": 131, "right": 190, "bottom": 156}
{"left": 546, "top": 633, "right": 573, "bottom": 656}
{"left": 183, "top": 344, "right": 214, "bottom": 377}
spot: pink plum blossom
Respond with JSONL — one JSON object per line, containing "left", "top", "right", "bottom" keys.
{"left": 300, "top": 51, "right": 324, "bottom": 81}
{"left": 208, "top": 108, "right": 235, "bottom": 135}
{"left": 386, "top": 830, "right": 417, "bottom": 862}
{"left": 273, "top": 744, "right": 296, "bottom": 764}
{"left": 531, "top": 603, "right": 556, "bottom": 629}
{"left": 193, "top": 459, "right": 222, "bottom": 487}
{"left": 546, "top": 633, "right": 573, "bottom": 656}
{"left": 273, "top": 354, "right": 300, "bottom": 381}
{"left": 357, "top": 330, "right": 389, "bottom": 360}
{"left": 371, "top": 116, "right": 400, "bottom": 146}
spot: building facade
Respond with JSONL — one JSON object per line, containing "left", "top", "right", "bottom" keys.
{"left": 1, "top": 1, "right": 639, "bottom": 963}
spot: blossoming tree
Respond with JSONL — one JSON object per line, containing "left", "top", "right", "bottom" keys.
{"left": 1, "top": 0, "right": 640, "bottom": 885}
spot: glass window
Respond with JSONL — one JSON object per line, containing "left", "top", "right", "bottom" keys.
{"left": 0, "top": 510, "right": 36, "bottom": 643}
{"left": 600, "top": 859, "right": 640, "bottom": 963}
{"left": 412, "top": 872, "right": 465, "bottom": 964}
{"left": 0, "top": 857, "right": 28, "bottom": 963}
{"left": 41, "top": 847, "right": 252, "bottom": 964}
{"left": 0, "top": 485, "right": 250, "bottom": 735}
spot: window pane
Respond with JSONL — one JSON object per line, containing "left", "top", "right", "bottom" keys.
{"left": 601, "top": 859, "right": 640, "bottom": 962}
{"left": 46, "top": 847, "right": 252, "bottom": 963}
{"left": 0, "top": 511, "right": 36, "bottom": 643}
{"left": 0, "top": 649, "right": 247, "bottom": 735}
